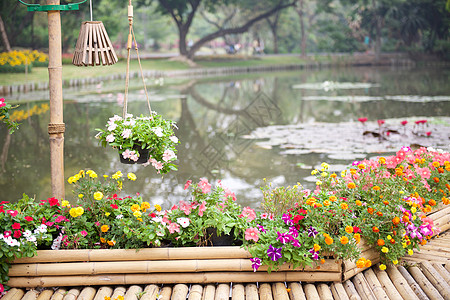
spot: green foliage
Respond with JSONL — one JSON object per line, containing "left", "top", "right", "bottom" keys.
{"left": 0, "top": 98, "right": 19, "bottom": 134}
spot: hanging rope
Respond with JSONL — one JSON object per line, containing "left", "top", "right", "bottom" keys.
{"left": 123, "top": 0, "right": 153, "bottom": 119}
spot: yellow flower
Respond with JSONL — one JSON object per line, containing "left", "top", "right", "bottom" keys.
{"left": 379, "top": 264, "right": 387, "bottom": 270}
{"left": 141, "top": 202, "right": 151, "bottom": 211}
{"left": 355, "top": 200, "right": 362, "bottom": 206}
{"left": 321, "top": 162, "right": 329, "bottom": 169}
{"left": 75, "top": 206, "right": 84, "bottom": 216}
{"left": 112, "top": 171, "right": 123, "bottom": 180}
{"left": 311, "top": 169, "right": 318, "bottom": 175}
{"left": 387, "top": 235, "right": 392, "bottom": 240}
{"left": 313, "top": 244, "right": 321, "bottom": 252}
{"left": 117, "top": 296, "right": 124, "bottom": 300}
{"left": 340, "top": 203, "right": 348, "bottom": 210}
{"left": 103, "top": 175, "right": 108, "bottom": 178}
{"left": 341, "top": 170, "right": 346, "bottom": 177}
{"left": 154, "top": 204, "right": 162, "bottom": 212}
{"left": 408, "top": 249, "right": 413, "bottom": 256}
{"left": 127, "top": 172, "right": 137, "bottom": 181}
{"left": 321, "top": 172, "right": 328, "bottom": 177}
{"left": 69, "top": 208, "right": 78, "bottom": 218}
{"left": 329, "top": 196, "right": 337, "bottom": 202}
{"left": 101, "top": 225, "right": 109, "bottom": 232}
{"left": 78, "top": 194, "right": 84, "bottom": 199}
{"left": 133, "top": 211, "right": 142, "bottom": 218}
{"left": 61, "top": 200, "right": 70, "bottom": 207}
{"left": 94, "top": 191, "right": 103, "bottom": 201}
{"left": 381, "top": 246, "right": 389, "bottom": 253}
{"left": 354, "top": 233, "right": 361, "bottom": 244}
{"left": 131, "top": 204, "right": 140, "bottom": 212}
{"left": 345, "top": 226, "right": 353, "bottom": 233}
{"left": 392, "top": 260, "right": 398, "bottom": 265}
{"left": 323, "top": 200, "right": 331, "bottom": 206}
{"left": 89, "top": 171, "right": 98, "bottom": 178}
{"left": 340, "top": 236, "right": 349, "bottom": 245}
{"left": 105, "top": 212, "right": 110, "bottom": 217}
{"left": 316, "top": 180, "right": 322, "bottom": 186}
{"left": 117, "top": 181, "right": 123, "bottom": 190}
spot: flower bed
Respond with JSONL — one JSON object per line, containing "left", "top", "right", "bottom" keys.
{"left": 1, "top": 146, "right": 449, "bottom": 290}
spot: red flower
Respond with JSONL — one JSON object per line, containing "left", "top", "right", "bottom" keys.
{"left": 0, "top": 206, "right": 4, "bottom": 213}
{"left": 110, "top": 204, "right": 119, "bottom": 209}
{"left": 401, "top": 120, "right": 408, "bottom": 126}
{"left": 13, "top": 230, "right": 22, "bottom": 238}
{"left": 46, "top": 221, "right": 54, "bottom": 226}
{"left": 48, "top": 197, "right": 59, "bottom": 206}
{"left": 7, "top": 210, "right": 18, "bottom": 217}
{"left": 293, "top": 215, "right": 305, "bottom": 224}
{"left": 25, "top": 216, "right": 34, "bottom": 222}
{"left": 358, "top": 117, "right": 368, "bottom": 123}
{"left": 0, "top": 201, "right": 9, "bottom": 204}
{"left": 377, "top": 119, "right": 385, "bottom": 126}
{"left": 415, "top": 120, "right": 427, "bottom": 124}
{"left": 353, "top": 226, "right": 361, "bottom": 233}
{"left": 184, "top": 180, "right": 192, "bottom": 190}
{"left": 12, "top": 222, "right": 21, "bottom": 230}
{"left": 149, "top": 213, "right": 156, "bottom": 218}
{"left": 426, "top": 131, "right": 432, "bottom": 136}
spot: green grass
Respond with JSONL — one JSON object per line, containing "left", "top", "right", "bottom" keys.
{"left": 0, "top": 55, "right": 326, "bottom": 86}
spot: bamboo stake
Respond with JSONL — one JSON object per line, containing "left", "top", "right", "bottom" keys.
{"left": 78, "top": 287, "right": 96, "bottom": 300}
{"left": 431, "top": 262, "right": 450, "bottom": 286}
{"left": 188, "top": 285, "right": 203, "bottom": 300}
{"left": 316, "top": 283, "right": 333, "bottom": 299}
{"left": 171, "top": 284, "right": 189, "bottom": 300}
{"left": 231, "top": 284, "right": 245, "bottom": 300}
{"left": 287, "top": 282, "right": 306, "bottom": 300}
{"left": 50, "top": 289, "right": 67, "bottom": 300}
{"left": 396, "top": 266, "right": 429, "bottom": 300}
{"left": 271, "top": 282, "right": 289, "bottom": 300}
{"left": 372, "top": 266, "right": 403, "bottom": 300}
{"left": 362, "top": 268, "right": 389, "bottom": 299}
{"left": 202, "top": 284, "right": 216, "bottom": 300}
{"left": 124, "top": 285, "right": 143, "bottom": 300}
{"left": 420, "top": 261, "right": 450, "bottom": 298}
{"left": 408, "top": 266, "right": 444, "bottom": 300}
{"left": 215, "top": 284, "right": 230, "bottom": 300}
{"left": 258, "top": 283, "right": 272, "bottom": 300}
{"left": 245, "top": 284, "right": 259, "bottom": 300}
{"left": 303, "top": 284, "right": 320, "bottom": 300}
{"left": 141, "top": 285, "right": 160, "bottom": 300}
{"left": 21, "top": 290, "right": 39, "bottom": 300}
{"left": 159, "top": 286, "right": 172, "bottom": 300}
{"left": 93, "top": 287, "right": 113, "bottom": 300}
{"left": 63, "top": 289, "right": 80, "bottom": 300}
{"left": 351, "top": 273, "right": 376, "bottom": 300}
{"left": 330, "top": 282, "right": 350, "bottom": 300}
{"left": 110, "top": 287, "right": 127, "bottom": 300}
{"left": 385, "top": 266, "right": 420, "bottom": 300}
{"left": 342, "top": 280, "right": 361, "bottom": 300}
{"left": 36, "top": 289, "right": 54, "bottom": 300}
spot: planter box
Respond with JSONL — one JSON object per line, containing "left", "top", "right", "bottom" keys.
{"left": 7, "top": 205, "right": 448, "bottom": 288}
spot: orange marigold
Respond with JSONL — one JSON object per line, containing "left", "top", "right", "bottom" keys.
{"left": 367, "top": 207, "right": 374, "bottom": 214}
{"left": 379, "top": 157, "right": 386, "bottom": 164}
{"left": 313, "top": 244, "right": 321, "bottom": 252}
{"left": 364, "top": 260, "right": 372, "bottom": 268}
{"left": 101, "top": 225, "right": 109, "bottom": 232}
{"left": 345, "top": 226, "right": 354, "bottom": 233}
{"left": 354, "top": 233, "right": 361, "bottom": 244}
{"left": 392, "top": 216, "right": 400, "bottom": 225}
{"left": 347, "top": 182, "right": 356, "bottom": 189}
{"left": 382, "top": 200, "right": 389, "bottom": 205}
{"left": 340, "top": 236, "right": 349, "bottom": 245}
{"left": 325, "top": 236, "right": 334, "bottom": 245}
{"left": 377, "top": 239, "right": 385, "bottom": 246}
{"left": 443, "top": 197, "right": 449, "bottom": 205}
{"left": 373, "top": 186, "right": 381, "bottom": 191}
{"left": 356, "top": 258, "right": 366, "bottom": 268}
{"left": 376, "top": 211, "right": 383, "bottom": 217}
{"left": 390, "top": 239, "right": 396, "bottom": 244}
{"left": 433, "top": 177, "right": 439, "bottom": 183}
{"left": 428, "top": 199, "right": 436, "bottom": 206}
{"left": 372, "top": 226, "right": 379, "bottom": 233}
{"left": 340, "top": 203, "right": 349, "bottom": 210}
{"left": 329, "top": 196, "right": 337, "bottom": 202}
{"left": 100, "top": 237, "right": 106, "bottom": 243}
{"left": 432, "top": 161, "right": 440, "bottom": 167}
{"left": 355, "top": 200, "right": 362, "bottom": 206}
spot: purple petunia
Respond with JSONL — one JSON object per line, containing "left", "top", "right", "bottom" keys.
{"left": 277, "top": 231, "right": 292, "bottom": 244}
{"left": 308, "top": 248, "right": 319, "bottom": 260}
{"left": 291, "top": 239, "right": 301, "bottom": 248}
{"left": 288, "top": 226, "right": 299, "bottom": 238}
{"left": 282, "top": 213, "right": 293, "bottom": 226}
{"left": 267, "top": 245, "right": 282, "bottom": 261}
{"left": 257, "top": 224, "right": 267, "bottom": 233}
{"left": 307, "top": 226, "right": 318, "bottom": 238}
{"left": 250, "top": 257, "right": 262, "bottom": 272}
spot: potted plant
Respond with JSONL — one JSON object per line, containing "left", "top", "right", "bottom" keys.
{"left": 95, "top": 112, "right": 179, "bottom": 172}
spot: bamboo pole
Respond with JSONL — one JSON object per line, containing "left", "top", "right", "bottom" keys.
{"left": 63, "top": 289, "right": 81, "bottom": 300}
{"left": 93, "top": 287, "right": 113, "bottom": 300}
{"left": 258, "top": 283, "right": 272, "bottom": 300}
{"left": 50, "top": 289, "right": 66, "bottom": 300}
{"left": 78, "top": 287, "right": 96, "bottom": 300}
{"left": 351, "top": 273, "right": 376, "bottom": 300}
{"left": 396, "top": 266, "right": 429, "bottom": 300}
{"left": 407, "top": 266, "right": 444, "bottom": 300}
{"left": 372, "top": 266, "right": 403, "bottom": 300}
{"left": 171, "top": 284, "right": 189, "bottom": 300}
{"left": 141, "top": 285, "right": 160, "bottom": 300}
{"left": 231, "top": 284, "right": 245, "bottom": 300}
{"left": 187, "top": 285, "right": 203, "bottom": 300}
{"left": 124, "top": 285, "right": 143, "bottom": 300}
{"left": 419, "top": 261, "right": 450, "bottom": 299}
{"left": 215, "top": 284, "right": 230, "bottom": 300}
{"left": 47, "top": 0, "right": 65, "bottom": 200}
{"left": 245, "top": 284, "right": 258, "bottom": 300}
{"left": 110, "top": 287, "right": 127, "bottom": 300}
{"left": 271, "top": 282, "right": 289, "bottom": 300}
{"left": 287, "top": 282, "right": 306, "bottom": 300}
{"left": 159, "top": 286, "right": 172, "bottom": 300}
{"left": 385, "top": 266, "right": 420, "bottom": 300}
{"left": 316, "top": 283, "right": 333, "bottom": 300}
{"left": 21, "top": 290, "right": 39, "bottom": 300}
{"left": 36, "top": 290, "right": 54, "bottom": 300}
{"left": 202, "top": 284, "right": 216, "bottom": 300}
{"left": 362, "top": 268, "right": 389, "bottom": 299}
{"left": 330, "top": 282, "right": 350, "bottom": 300}
{"left": 342, "top": 280, "right": 361, "bottom": 300}
{"left": 303, "top": 284, "right": 320, "bottom": 300}
{"left": 431, "top": 262, "right": 450, "bottom": 286}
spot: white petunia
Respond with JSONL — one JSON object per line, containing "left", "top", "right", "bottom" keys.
{"left": 177, "top": 217, "right": 190, "bottom": 228}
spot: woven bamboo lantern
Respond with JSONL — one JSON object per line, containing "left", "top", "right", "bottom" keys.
{"left": 72, "top": 21, "right": 118, "bottom": 66}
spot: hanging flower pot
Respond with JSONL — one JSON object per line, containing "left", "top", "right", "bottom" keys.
{"left": 95, "top": 113, "right": 179, "bottom": 173}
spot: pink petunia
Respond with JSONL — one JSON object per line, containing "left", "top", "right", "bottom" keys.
{"left": 198, "top": 201, "right": 206, "bottom": 217}
{"left": 0, "top": 98, "right": 5, "bottom": 108}
{"left": 168, "top": 222, "right": 180, "bottom": 234}
{"left": 184, "top": 180, "right": 192, "bottom": 190}
{"left": 401, "top": 120, "right": 408, "bottom": 126}
{"left": 80, "top": 230, "right": 88, "bottom": 237}
{"left": 416, "top": 167, "right": 431, "bottom": 179}
{"left": 240, "top": 207, "right": 256, "bottom": 222}
{"left": 179, "top": 200, "right": 192, "bottom": 215}
{"left": 198, "top": 178, "right": 211, "bottom": 194}
{"left": 25, "top": 216, "right": 34, "bottom": 222}
{"left": 244, "top": 227, "right": 260, "bottom": 242}
{"left": 377, "top": 119, "right": 385, "bottom": 126}
{"left": 358, "top": 117, "right": 368, "bottom": 123}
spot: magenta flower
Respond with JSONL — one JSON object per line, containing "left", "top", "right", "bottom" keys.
{"left": 401, "top": 120, "right": 408, "bottom": 126}
{"left": 277, "top": 231, "right": 291, "bottom": 244}
{"left": 291, "top": 239, "right": 301, "bottom": 247}
{"left": 307, "top": 226, "right": 318, "bottom": 238}
{"left": 282, "top": 213, "right": 293, "bottom": 225}
{"left": 309, "top": 248, "right": 319, "bottom": 260}
{"left": 184, "top": 180, "right": 192, "bottom": 190}
{"left": 80, "top": 230, "right": 88, "bottom": 237}
{"left": 198, "top": 178, "right": 211, "bottom": 194}
{"left": 377, "top": 119, "right": 385, "bottom": 126}
{"left": 250, "top": 257, "right": 262, "bottom": 272}
{"left": 358, "top": 117, "right": 368, "bottom": 123}
{"left": 267, "top": 245, "right": 282, "bottom": 261}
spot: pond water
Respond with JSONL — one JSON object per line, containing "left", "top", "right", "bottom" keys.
{"left": 1, "top": 66, "right": 449, "bottom": 208}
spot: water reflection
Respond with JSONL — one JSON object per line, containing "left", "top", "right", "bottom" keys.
{"left": 1, "top": 66, "right": 449, "bottom": 208}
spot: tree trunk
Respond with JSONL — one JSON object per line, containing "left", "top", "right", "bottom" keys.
{"left": 0, "top": 15, "right": 12, "bottom": 52}
{"left": 296, "top": 0, "right": 306, "bottom": 57}
{"left": 372, "top": 0, "right": 382, "bottom": 62}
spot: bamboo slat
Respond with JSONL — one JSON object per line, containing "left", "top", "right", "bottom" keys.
{"left": 50, "top": 289, "right": 66, "bottom": 300}
{"left": 303, "top": 284, "right": 320, "bottom": 300}
{"left": 124, "top": 285, "right": 143, "bottom": 300}
{"left": 215, "top": 284, "right": 230, "bottom": 300}
{"left": 271, "top": 282, "right": 289, "bottom": 300}
{"left": 372, "top": 267, "right": 403, "bottom": 300}
{"left": 63, "top": 289, "right": 80, "bottom": 300}
{"left": 419, "top": 261, "right": 450, "bottom": 299}
{"left": 187, "top": 284, "right": 203, "bottom": 300}
{"left": 431, "top": 262, "right": 450, "bottom": 286}
{"left": 203, "top": 284, "right": 216, "bottom": 300}
{"left": 93, "top": 287, "right": 113, "bottom": 300}
{"left": 2, "top": 289, "right": 25, "bottom": 300}
{"left": 171, "top": 284, "right": 189, "bottom": 300}
{"left": 330, "top": 282, "right": 350, "bottom": 300}
{"left": 21, "top": 290, "right": 38, "bottom": 300}
{"left": 159, "top": 286, "right": 172, "bottom": 300}
{"left": 316, "top": 283, "right": 333, "bottom": 300}
{"left": 110, "top": 287, "right": 127, "bottom": 300}
{"left": 245, "top": 284, "right": 258, "bottom": 300}
{"left": 362, "top": 268, "right": 389, "bottom": 299}
{"left": 351, "top": 273, "right": 376, "bottom": 300}
{"left": 36, "top": 290, "right": 54, "bottom": 300}
{"left": 406, "top": 266, "right": 444, "bottom": 300}
{"left": 140, "top": 284, "right": 160, "bottom": 300}
{"left": 78, "top": 287, "right": 96, "bottom": 300}
{"left": 343, "top": 280, "right": 362, "bottom": 300}
{"left": 231, "top": 284, "right": 245, "bottom": 300}
{"left": 258, "top": 283, "right": 273, "bottom": 300}
{"left": 287, "top": 282, "right": 306, "bottom": 300}
{"left": 395, "top": 266, "right": 428, "bottom": 300}
{"left": 385, "top": 265, "right": 420, "bottom": 300}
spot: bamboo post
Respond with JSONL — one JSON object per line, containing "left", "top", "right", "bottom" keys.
{"left": 124, "top": 286, "right": 143, "bottom": 300}
{"left": 2, "top": 288, "right": 25, "bottom": 300}
{"left": 408, "top": 266, "right": 445, "bottom": 300}
{"left": 50, "top": 289, "right": 66, "bottom": 300}
{"left": 303, "top": 284, "right": 320, "bottom": 300}
{"left": 351, "top": 273, "right": 376, "bottom": 300}
{"left": 396, "top": 266, "right": 429, "bottom": 300}
{"left": 231, "top": 284, "right": 245, "bottom": 300}
{"left": 385, "top": 266, "right": 420, "bottom": 300}
{"left": 93, "top": 287, "right": 113, "bottom": 300}
{"left": 171, "top": 284, "right": 189, "bottom": 300}
{"left": 47, "top": 0, "right": 65, "bottom": 200}
{"left": 316, "top": 283, "right": 333, "bottom": 299}
{"left": 362, "top": 268, "right": 389, "bottom": 299}
{"left": 329, "top": 282, "right": 350, "bottom": 300}
{"left": 21, "top": 290, "right": 39, "bottom": 300}
{"left": 245, "top": 284, "right": 259, "bottom": 299}
{"left": 159, "top": 286, "right": 172, "bottom": 300}
{"left": 372, "top": 267, "right": 403, "bottom": 300}
{"left": 342, "top": 281, "right": 361, "bottom": 300}
{"left": 431, "top": 263, "right": 450, "bottom": 286}
{"left": 258, "top": 283, "right": 273, "bottom": 300}
{"left": 63, "top": 289, "right": 80, "bottom": 300}
{"left": 187, "top": 285, "right": 203, "bottom": 300}
{"left": 141, "top": 285, "right": 160, "bottom": 300}
{"left": 110, "top": 287, "right": 127, "bottom": 300}
{"left": 419, "top": 261, "right": 450, "bottom": 299}
{"left": 287, "top": 282, "right": 306, "bottom": 300}
{"left": 78, "top": 287, "right": 96, "bottom": 300}
{"left": 202, "top": 284, "right": 216, "bottom": 300}
{"left": 215, "top": 284, "right": 230, "bottom": 300}
{"left": 36, "top": 290, "right": 54, "bottom": 300}
{"left": 271, "top": 282, "right": 289, "bottom": 300}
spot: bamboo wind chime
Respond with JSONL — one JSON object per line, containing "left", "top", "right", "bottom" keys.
{"left": 72, "top": 0, "right": 118, "bottom": 66}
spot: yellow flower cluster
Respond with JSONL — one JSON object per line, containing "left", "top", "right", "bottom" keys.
{"left": 0, "top": 50, "right": 48, "bottom": 67}
{"left": 67, "top": 170, "right": 85, "bottom": 184}
{"left": 9, "top": 103, "right": 49, "bottom": 122}
{"left": 69, "top": 206, "right": 84, "bottom": 217}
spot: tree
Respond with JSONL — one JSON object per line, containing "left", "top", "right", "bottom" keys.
{"left": 0, "top": 16, "right": 11, "bottom": 51}
{"left": 147, "top": 0, "right": 296, "bottom": 60}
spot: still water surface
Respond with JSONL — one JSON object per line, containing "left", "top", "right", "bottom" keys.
{"left": 1, "top": 66, "right": 449, "bottom": 207}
